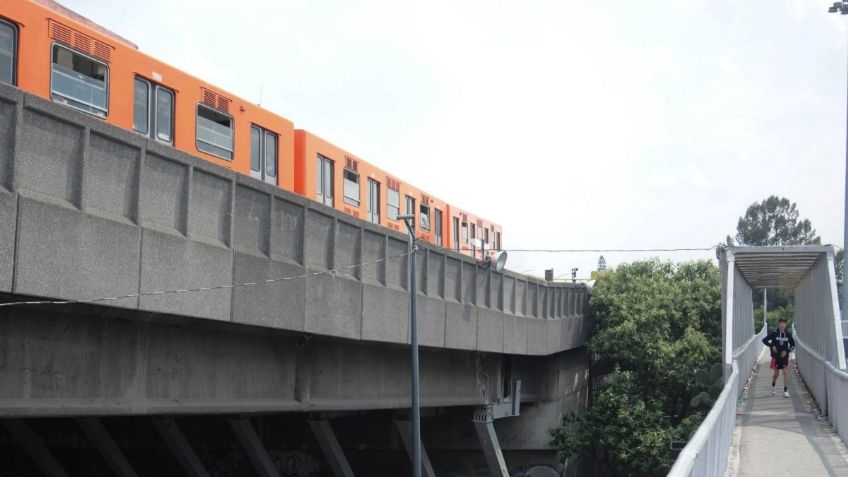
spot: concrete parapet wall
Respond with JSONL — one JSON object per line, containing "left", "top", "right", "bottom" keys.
{"left": 0, "top": 83, "right": 590, "bottom": 356}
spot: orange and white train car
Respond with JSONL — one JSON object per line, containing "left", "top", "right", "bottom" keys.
{"left": 1, "top": 0, "right": 296, "bottom": 192}
{"left": 0, "top": 0, "right": 503, "bottom": 258}
{"left": 295, "top": 130, "right": 451, "bottom": 249}
{"left": 446, "top": 206, "right": 503, "bottom": 256}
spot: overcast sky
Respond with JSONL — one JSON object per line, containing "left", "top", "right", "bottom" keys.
{"left": 64, "top": 0, "right": 848, "bottom": 278}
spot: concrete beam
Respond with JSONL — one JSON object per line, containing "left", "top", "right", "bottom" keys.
{"left": 153, "top": 418, "right": 210, "bottom": 477}
{"left": 308, "top": 419, "right": 356, "bottom": 477}
{"left": 1, "top": 419, "right": 69, "bottom": 477}
{"left": 77, "top": 418, "right": 139, "bottom": 477}
{"left": 472, "top": 410, "right": 509, "bottom": 477}
{"left": 394, "top": 420, "right": 436, "bottom": 477}
{"left": 227, "top": 418, "right": 280, "bottom": 477}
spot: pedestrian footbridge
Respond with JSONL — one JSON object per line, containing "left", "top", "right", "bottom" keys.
{"left": 669, "top": 246, "right": 848, "bottom": 476}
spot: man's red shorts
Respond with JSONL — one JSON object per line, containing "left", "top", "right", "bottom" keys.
{"left": 770, "top": 356, "right": 790, "bottom": 370}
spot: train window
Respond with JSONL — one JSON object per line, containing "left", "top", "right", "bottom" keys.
{"left": 453, "top": 218, "right": 460, "bottom": 251}
{"left": 265, "top": 132, "right": 277, "bottom": 179}
{"left": 133, "top": 78, "right": 149, "bottom": 134}
{"left": 134, "top": 77, "right": 174, "bottom": 143}
{"left": 367, "top": 179, "right": 380, "bottom": 224}
{"left": 387, "top": 187, "right": 400, "bottom": 220}
{"left": 51, "top": 44, "right": 108, "bottom": 118}
{"left": 420, "top": 204, "right": 430, "bottom": 231}
{"left": 434, "top": 209, "right": 443, "bottom": 246}
{"left": 196, "top": 104, "right": 233, "bottom": 159}
{"left": 404, "top": 195, "right": 416, "bottom": 228}
{"left": 155, "top": 88, "right": 174, "bottom": 142}
{"left": 462, "top": 222, "right": 468, "bottom": 244}
{"left": 250, "top": 127, "right": 261, "bottom": 173}
{"left": 250, "top": 125, "right": 278, "bottom": 185}
{"left": 343, "top": 169, "right": 360, "bottom": 207}
{"left": 316, "top": 154, "right": 334, "bottom": 206}
{"left": 405, "top": 196, "right": 415, "bottom": 217}
{"left": 0, "top": 19, "right": 15, "bottom": 85}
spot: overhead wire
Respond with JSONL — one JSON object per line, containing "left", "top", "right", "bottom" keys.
{"left": 0, "top": 245, "right": 722, "bottom": 309}
{"left": 457, "top": 246, "right": 719, "bottom": 253}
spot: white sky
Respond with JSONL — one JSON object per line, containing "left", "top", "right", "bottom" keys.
{"left": 63, "top": 0, "right": 848, "bottom": 279}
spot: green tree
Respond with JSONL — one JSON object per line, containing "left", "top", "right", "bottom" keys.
{"left": 552, "top": 260, "right": 721, "bottom": 474}
{"left": 731, "top": 195, "right": 820, "bottom": 247}
{"left": 551, "top": 369, "right": 679, "bottom": 476}
{"left": 728, "top": 196, "right": 820, "bottom": 310}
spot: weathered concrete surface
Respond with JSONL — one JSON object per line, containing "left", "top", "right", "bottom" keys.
{"left": 0, "top": 82, "right": 591, "bottom": 356}
{"left": 0, "top": 72, "right": 593, "bottom": 477}
{"left": 0, "top": 308, "right": 584, "bottom": 417}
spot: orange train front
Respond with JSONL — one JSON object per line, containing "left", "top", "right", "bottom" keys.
{"left": 0, "top": 0, "right": 503, "bottom": 257}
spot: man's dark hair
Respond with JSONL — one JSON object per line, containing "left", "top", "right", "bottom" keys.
{"left": 779, "top": 318, "right": 788, "bottom": 323}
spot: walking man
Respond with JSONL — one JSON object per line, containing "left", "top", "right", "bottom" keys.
{"left": 762, "top": 318, "right": 795, "bottom": 398}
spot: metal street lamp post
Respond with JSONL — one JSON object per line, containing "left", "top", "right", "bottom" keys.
{"left": 397, "top": 214, "right": 421, "bottom": 477}
{"left": 828, "top": 2, "right": 848, "bottom": 313}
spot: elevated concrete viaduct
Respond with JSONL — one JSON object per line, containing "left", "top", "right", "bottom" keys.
{"left": 0, "top": 83, "right": 591, "bottom": 476}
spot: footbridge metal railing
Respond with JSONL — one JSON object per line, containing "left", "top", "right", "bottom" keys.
{"left": 793, "top": 249, "right": 848, "bottom": 446}
{"left": 668, "top": 246, "right": 846, "bottom": 477}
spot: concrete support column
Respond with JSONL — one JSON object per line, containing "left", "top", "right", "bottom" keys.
{"left": 308, "top": 419, "right": 355, "bottom": 477}
{"left": 394, "top": 420, "right": 437, "bottom": 477}
{"left": 227, "top": 418, "right": 280, "bottom": 477}
{"left": 1, "top": 419, "right": 69, "bottom": 477}
{"left": 153, "top": 418, "right": 210, "bottom": 477}
{"left": 472, "top": 409, "right": 509, "bottom": 477}
{"left": 77, "top": 418, "right": 139, "bottom": 477}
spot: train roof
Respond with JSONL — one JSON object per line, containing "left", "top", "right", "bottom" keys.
{"left": 29, "top": 0, "right": 292, "bottom": 127}
{"left": 33, "top": 0, "right": 138, "bottom": 49}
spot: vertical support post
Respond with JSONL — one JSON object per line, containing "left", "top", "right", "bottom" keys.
{"left": 77, "top": 418, "right": 139, "bottom": 477}
{"left": 763, "top": 288, "right": 768, "bottom": 331}
{"left": 227, "top": 418, "right": 280, "bottom": 477}
{"left": 400, "top": 214, "right": 421, "bottom": 477}
{"left": 394, "top": 420, "right": 437, "bottom": 477}
{"left": 843, "top": 24, "right": 848, "bottom": 331}
{"left": 472, "top": 409, "right": 509, "bottom": 477}
{"left": 724, "top": 252, "right": 736, "bottom": 379}
{"left": 1, "top": 419, "right": 69, "bottom": 477}
{"left": 153, "top": 418, "right": 210, "bottom": 477}
{"left": 308, "top": 420, "right": 355, "bottom": 477}
{"left": 826, "top": 251, "right": 847, "bottom": 369}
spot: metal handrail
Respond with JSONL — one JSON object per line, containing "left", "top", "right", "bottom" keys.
{"left": 667, "top": 361, "right": 738, "bottom": 476}
{"left": 667, "top": 324, "right": 766, "bottom": 477}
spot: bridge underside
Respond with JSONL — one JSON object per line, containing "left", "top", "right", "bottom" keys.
{"left": 0, "top": 302, "right": 588, "bottom": 476}
{"left": 0, "top": 302, "right": 588, "bottom": 416}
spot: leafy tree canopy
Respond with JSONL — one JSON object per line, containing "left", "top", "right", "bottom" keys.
{"left": 552, "top": 260, "right": 722, "bottom": 475}
{"left": 730, "top": 195, "right": 820, "bottom": 246}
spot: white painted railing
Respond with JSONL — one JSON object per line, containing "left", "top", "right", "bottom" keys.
{"left": 794, "top": 333, "right": 848, "bottom": 444}
{"left": 667, "top": 325, "right": 766, "bottom": 477}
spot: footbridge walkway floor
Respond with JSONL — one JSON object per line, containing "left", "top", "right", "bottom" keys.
{"left": 726, "top": 351, "right": 848, "bottom": 477}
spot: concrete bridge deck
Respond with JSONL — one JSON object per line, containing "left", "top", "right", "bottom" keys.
{"left": 729, "top": 351, "right": 848, "bottom": 476}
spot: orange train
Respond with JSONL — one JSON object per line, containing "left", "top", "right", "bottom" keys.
{"left": 0, "top": 0, "right": 502, "bottom": 256}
